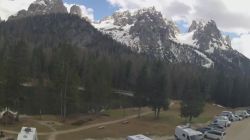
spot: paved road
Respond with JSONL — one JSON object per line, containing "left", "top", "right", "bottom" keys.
{"left": 224, "top": 118, "right": 250, "bottom": 140}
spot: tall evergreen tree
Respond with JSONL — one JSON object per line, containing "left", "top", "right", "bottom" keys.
{"left": 180, "top": 76, "right": 205, "bottom": 122}
{"left": 135, "top": 64, "right": 149, "bottom": 118}
{"left": 3, "top": 41, "right": 29, "bottom": 109}
{"left": 85, "top": 56, "right": 112, "bottom": 113}
{"left": 50, "top": 43, "right": 80, "bottom": 118}
{"left": 149, "top": 61, "right": 169, "bottom": 119}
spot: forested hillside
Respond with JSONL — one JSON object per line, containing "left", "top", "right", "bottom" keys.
{"left": 0, "top": 14, "right": 250, "bottom": 117}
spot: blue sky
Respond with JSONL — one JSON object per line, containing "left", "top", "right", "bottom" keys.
{"left": 64, "top": 0, "right": 118, "bottom": 20}
{"left": 62, "top": 0, "right": 241, "bottom": 37}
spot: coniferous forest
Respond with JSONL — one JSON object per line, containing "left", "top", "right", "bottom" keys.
{"left": 0, "top": 14, "right": 250, "bottom": 117}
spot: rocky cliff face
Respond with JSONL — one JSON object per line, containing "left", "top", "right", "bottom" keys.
{"left": 70, "top": 5, "right": 82, "bottom": 17}
{"left": 191, "top": 20, "right": 230, "bottom": 51}
{"left": 93, "top": 8, "right": 214, "bottom": 67}
{"left": 9, "top": 0, "right": 67, "bottom": 20}
{"left": 94, "top": 7, "right": 250, "bottom": 72}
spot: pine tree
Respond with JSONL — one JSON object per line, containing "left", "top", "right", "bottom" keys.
{"left": 149, "top": 61, "right": 169, "bottom": 119}
{"left": 85, "top": 56, "right": 112, "bottom": 113}
{"left": 50, "top": 43, "right": 80, "bottom": 118}
{"left": 135, "top": 64, "right": 149, "bottom": 118}
{"left": 3, "top": 41, "right": 29, "bottom": 109}
{"left": 180, "top": 76, "right": 205, "bottom": 122}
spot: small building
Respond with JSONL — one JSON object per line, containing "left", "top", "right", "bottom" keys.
{"left": 127, "top": 134, "right": 152, "bottom": 140}
{"left": 17, "top": 127, "right": 38, "bottom": 140}
{"left": 0, "top": 107, "right": 18, "bottom": 125}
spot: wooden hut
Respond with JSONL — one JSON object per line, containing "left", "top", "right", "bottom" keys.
{"left": 0, "top": 108, "right": 18, "bottom": 125}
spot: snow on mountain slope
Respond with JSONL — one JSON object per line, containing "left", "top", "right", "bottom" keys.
{"left": 194, "top": 50, "right": 214, "bottom": 68}
{"left": 176, "top": 31, "right": 197, "bottom": 47}
{"left": 93, "top": 8, "right": 215, "bottom": 67}
{"left": 8, "top": 0, "right": 68, "bottom": 20}
{"left": 93, "top": 7, "right": 250, "bottom": 71}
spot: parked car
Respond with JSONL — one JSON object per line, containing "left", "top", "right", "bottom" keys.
{"left": 213, "top": 116, "right": 231, "bottom": 127}
{"left": 235, "top": 110, "right": 250, "bottom": 118}
{"left": 204, "top": 130, "right": 225, "bottom": 140}
{"left": 220, "top": 111, "right": 237, "bottom": 121}
{"left": 246, "top": 109, "right": 250, "bottom": 114}
{"left": 175, "top": 125, "right": 203, "bottom": 140}
{"left": 127, "top": 134, "right": 152, "bottom": 140}
{"left": 207, "top": 124, "right": 226, "bottom": 132}
{"left": 234, "top": 115, "right": 243, "bottom": 121}
{"left": 246, "top": 111, "right": 250, "bottom": 117}
{"left": 196, "top": 127, "right": 212, "bottom": 133}
{"left": 211, "top": 119, "right": 231, "bottom": 127}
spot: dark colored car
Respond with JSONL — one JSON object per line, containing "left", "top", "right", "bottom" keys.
{"left": 208, "top": 124, "right": 226, "bottom": 132}
{"left": 196, "top": 127, "right": 212, "bottom": 133}
{"left": 247, "top": 109, "right": 250, "bottom": 114}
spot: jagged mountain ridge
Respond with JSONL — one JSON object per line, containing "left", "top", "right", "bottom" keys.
{"left": 93, "top": 7, "right": 214, "bottom": 68}
{"left": 8, "top": 0, "right": 83, "bottom": 20}
{"left": 3, "top": 2, "right": 250, "bottom": 73}
{"left": 93, "top": 7, "right": 250, "bottom": 73}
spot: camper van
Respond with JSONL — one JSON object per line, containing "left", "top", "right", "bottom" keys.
{"left": 175, "top": 125, "right": 203, "bottom": 140}
{"left": 126, "top": 134, "right": 152, "bottom": 140}
{"left": 17, "top": 127, "right": 38, "bottom": 140}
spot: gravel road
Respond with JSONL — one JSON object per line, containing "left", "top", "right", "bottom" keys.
{"left": 224, "top": 118, "right": 250, "bottom": 140}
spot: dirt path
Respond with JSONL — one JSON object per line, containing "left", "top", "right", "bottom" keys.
{"left": 47, "top": 111, "right": 152, "bottom": 140}
{"left": 3, "top": 111, "right": 152, "bottom": 140}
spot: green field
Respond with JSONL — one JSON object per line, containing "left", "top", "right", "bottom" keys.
{"left": 1, "top": 101, "right": 227, "bottom": 140}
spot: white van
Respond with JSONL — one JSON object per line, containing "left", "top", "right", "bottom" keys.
{"left": 127, "top": 134, "right": 152, "bottom": 140}
{"left": 175, "top": 125, "right": 203, "bottom": 140}
{"left": 17, "top": 127, "right": 38, "bottom": 140}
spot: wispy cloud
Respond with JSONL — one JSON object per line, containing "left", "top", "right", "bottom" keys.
{"left": 0, "top": 0, "right": 36, "bottom": 20}
{"left": 107, "top": 0, "right": 250, "bottom": 34}
{"left": 232, "top": 33, "right": 250, "bottom": 59}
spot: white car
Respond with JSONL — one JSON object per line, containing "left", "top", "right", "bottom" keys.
{"left": 214, "top": 116, "right": 231, "bottom": 126}
{"left": 235, "top": 110, "right": 249, "bottom": 118}
{"left": 212, "top": 119, "right": 231, "bottom": 127}
{"left": 234, "top": 115, "right": 243, "bottom": 121}
{"left": 127, "top": 134, "right": 152, "bottom": 140}
{"left": 204, "top": 130, "right": 225, "bottom": 140}
{"left": 175, "top": 125, "right": 203, "bottom": 140}
{"left": 220, "top": 111, "right": 236, "bottom": 121}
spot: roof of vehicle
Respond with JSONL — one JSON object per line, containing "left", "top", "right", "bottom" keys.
{"left": 127, "top": 134, "right": 152, "bottom": 140}
{"left": 206, "top": 130, "right": 225, "bottom": 134}
{"left": 177, "top": 126, "right": 202, "bottom": 136}
{"left": 208, "top": 124, "right": 225, "bottom": 128}
{"left": 214, "top": 116, "right": 229, "bottom": 121}
{"left": 17, "top": 127, "right": 37, "bottom": 140}
{"left": 235, "top": 110, "right": 247, "bottom": 113}
{"left": 222, "top": 111, "right": 233, "bottom": 113}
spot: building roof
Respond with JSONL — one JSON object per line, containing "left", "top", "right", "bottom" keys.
{"left": 127, "top": 134, "right": 152, "bottom": 140}
{"left": 0, "top": 107, "right": 18, "bottom": 119}
{"left": 17, "top": 127, "right": 37, "bottom": 140}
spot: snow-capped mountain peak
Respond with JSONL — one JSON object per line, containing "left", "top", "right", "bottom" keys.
{"left": 93, "top": 7, "right": 180, "bottom": 51}
{"left": 191, "top": 20, "right": 230, "bottom": 51}
{"left": 9, "top": 0, "right": 67, "bottom": 20}
{"left": 94, "top": 8, "right": 249, "bottom": 70}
